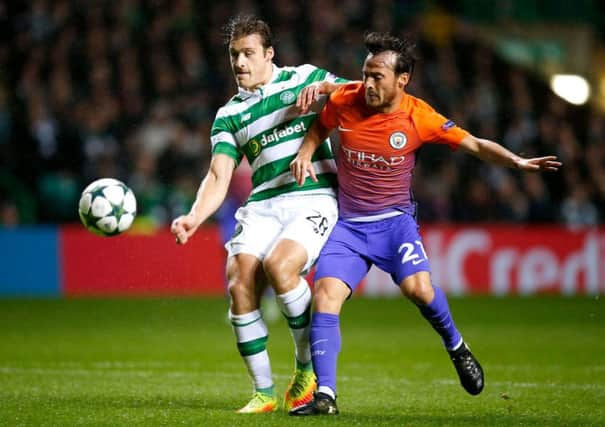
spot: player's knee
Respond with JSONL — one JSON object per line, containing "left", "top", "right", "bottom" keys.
{"left": 262, "top": 256, "right": 282, "bottom": 283}
{"left": 227, "top": 278, "right": 254, "bottom": 302}
{"left": 313, "top": 280, "right": 347, "bottom": 313}
{"left": 262, "top": 256, "right": 297, "bottom": 290}
{"left": 400, "top": 276, "right": 434, "bottom": 305}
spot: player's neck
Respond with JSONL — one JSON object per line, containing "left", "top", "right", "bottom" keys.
{"left": 375, "top": 93, "right": 406, "bottom": 114}
{"left": 244, "top": 63, "right": 275, "bottom": 91}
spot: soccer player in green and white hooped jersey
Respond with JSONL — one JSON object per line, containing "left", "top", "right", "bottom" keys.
{"left": 212, "top": 67, "right": 339, "bottom": 204}
{"left": 171, "top": 15, "right": 346, "bottom": 413}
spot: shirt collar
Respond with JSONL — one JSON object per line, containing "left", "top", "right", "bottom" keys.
{"left": 237, "top": 64, "right": 280, "bottom": 100}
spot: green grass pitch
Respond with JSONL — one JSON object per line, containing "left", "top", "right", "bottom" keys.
{"left": 0, "top": 296, "right": 603, "bottom": 426}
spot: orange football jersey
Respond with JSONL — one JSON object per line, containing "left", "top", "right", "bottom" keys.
{"left": 320, "top": 82, "right": 469, "bottom": 218}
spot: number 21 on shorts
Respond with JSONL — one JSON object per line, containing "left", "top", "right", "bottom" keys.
{"left": 398, "top": 240, "right": 428, "bottom": 265}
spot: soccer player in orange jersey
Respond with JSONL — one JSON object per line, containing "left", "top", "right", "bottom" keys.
{"left": 289, "top": 32, "right": 561, "bottom": 415}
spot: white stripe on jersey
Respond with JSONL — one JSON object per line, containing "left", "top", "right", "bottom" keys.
{"left": 211, "top": 64, "right": 340, "bottom": 201}
{"left": 216, "top": 64, "right": 321, "bottom": 120}
{"left": 233, "top": 104, "right": 294, "bottom": 147}
{"left": 210, "top": 130, "right": 236, "bottom": 146}
{"left": 252, "top": 138, "right": 304, "bottom": 170}
{"left": 251, "top": 159, "right": 337, "bottom": 195}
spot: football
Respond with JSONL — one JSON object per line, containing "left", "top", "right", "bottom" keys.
{"left": 78, "top": 178, "right": 137, "bottom": 237}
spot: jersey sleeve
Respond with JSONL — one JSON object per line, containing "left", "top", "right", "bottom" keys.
{"left": 319, "top": 92, "right": 338, "bottom": 129}
{"left": 319, "top": 82, "right": 364, "bottom": 130}
{"left": 411, "top": 101, "right": 469, "bottom": 150}
{"left": 319, "top": 87, "right": 345, "bottom": 130}
{"left": 296, "top": 64, "right": 348, "bottom": 86}
{"left": 301, "top": 64, "right": 349, "bottom": 84}
{"left": 210, "top": 113, "right": 243, "bottom": 165}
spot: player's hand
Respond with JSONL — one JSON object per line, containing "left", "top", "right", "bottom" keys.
{"left": 290, "top": 155, "right": 317, "bottom": 186}
{"left": 171, "top": 213, "right": 201, "bottom": 245}
{"left": 515, "top": 156, "right": 562, "bottom": 172}
{"left": 296, "top": 83, "right": 322, "bottom": 114}
{"left": 296, "top": 82, "right": 338, "bottom": 114}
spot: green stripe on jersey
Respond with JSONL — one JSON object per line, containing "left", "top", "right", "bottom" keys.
{"left": 273, "top": 69, "right": 296, "bottom": 83}
{"left": 248, "top": 173, "right": 337, "bottom": 202}
{"left": 211, "top": 68, "right": 328, "bottom": 136}
{"left": 210, "top": 64, "right": 342, "bottom": 203}
{"left": 212, "top": 142, "right": 243, "bottom": 164}
{"left": 242, "top": 115, "right": 315, "bottom": 162}
{"left": 251, "top": 144, "right": 333, "bottom": 187}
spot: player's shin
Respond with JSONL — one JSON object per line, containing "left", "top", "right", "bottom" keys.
{"left": 310, "top": 312, "right": 341, "bottom": 398}
{"left": 416, "top": 285, "right": 463, "bottom": 351}
{"left": 229, "top": 310, "right": 275, "bottom": 395}
{"left": 277, "top": 278, "right": 318, "bottom": 410}
{"left": 276, "top": 277, "right": 313, "bottom": 367}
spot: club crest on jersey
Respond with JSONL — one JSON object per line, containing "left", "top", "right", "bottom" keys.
{"left": 249, "top": 139, "right": 261, "bottom": 156}
{"left": 389, "top": 131, "right": 407, "bottom": 149}
{"left": 280, "top": 90, "right": 296, "bottom": 104}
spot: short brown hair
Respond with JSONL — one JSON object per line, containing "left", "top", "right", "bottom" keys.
{"left": 364, "top": 31, "right": 416, "bottom": 75}
{"left": 223, "top": 15, "right": 273, "bottom": 49}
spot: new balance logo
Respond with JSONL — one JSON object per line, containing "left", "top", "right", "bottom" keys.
{"left": 241, "top": 113, "right": 252, "bottom": 122}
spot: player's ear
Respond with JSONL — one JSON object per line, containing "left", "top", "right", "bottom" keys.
{"left": 265, "top": 46, "right": 274, "bottom": 61}
{"left": 398, "top": 72, "right": 410, "bottom": 88}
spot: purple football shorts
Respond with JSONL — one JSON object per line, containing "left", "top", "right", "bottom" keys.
{"left": 314, "top": 213, "right": 431, "bottom": 292}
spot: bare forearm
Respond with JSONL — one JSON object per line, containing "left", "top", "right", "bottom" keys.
{"left": 171, "top": 154, "right": 235, "bottom": 245}
{"left": 319, "top": 81, "right": 338, "bottom": 95}
{"left": 462, "top": 137, "right": 522, "bottom": 168}
{"left": 458, "top": 134, "right": 561, "bottom": 172}
{"left": 290, "top": 120, "right": 332, "bottom": 185}
{"left": 189, "top": 172, "right": 229, "bottom": 223}
{"left": 299, "top": 120, "right": 330, "bottom": 159}
{"left": 188, "top": 155, "right": 235, "bottom": 225}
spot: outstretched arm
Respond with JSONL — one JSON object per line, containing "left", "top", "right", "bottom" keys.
{"left": 458, "top": 134, "right": 562, "bottom": 172}
{"left": 290, "top": 119, "right": 332, "bottom": 185}
{"left": 171, "top": 153, "right": 236, "bottom": 244}
{"left": 297, "top": 81, "right": 342, "bottom": 114}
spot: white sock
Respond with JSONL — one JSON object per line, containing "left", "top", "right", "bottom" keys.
{"left": 276, "top": 277, "right": 312, "bottom": 365}
{"left": 318, "top": 386, "right": 336, "bottom": 399}
{"left": 229, "top": 309, "right": 273, "bottom": 390}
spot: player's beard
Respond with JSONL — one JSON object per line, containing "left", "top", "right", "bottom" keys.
{"left": 365, "top": 85, "right": 398, "bottom": 112}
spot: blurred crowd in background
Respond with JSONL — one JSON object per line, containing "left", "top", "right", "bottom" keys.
{"left": 0, "top": 0, "right": 603, "bottom": 229}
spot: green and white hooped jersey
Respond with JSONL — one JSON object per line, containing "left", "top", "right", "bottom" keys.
{"left": 211, "top": 64, "right": 346, "bottom": 204}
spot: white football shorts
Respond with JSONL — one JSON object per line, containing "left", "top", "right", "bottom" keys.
{"left": 226, "top": 194, "right": 338, "bottom": 273}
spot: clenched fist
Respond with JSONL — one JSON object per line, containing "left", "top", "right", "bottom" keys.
{"left": 171, "top": 213, "right": 201, "bottom": 245}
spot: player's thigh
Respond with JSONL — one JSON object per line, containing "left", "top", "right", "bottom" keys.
{"left": 275, "top": 195, "right": 338, "bottom": 273}
{"left": 314, "top": 220, "right": 371, "bottom": 294}
{"left": 387, "top": 214, "right": 432, "bottom": 286}
{"left": 226, "top": 201, "right": 282, "bottom": 261}
{"left": 263, "top": 238, "right": 308, "bottom": 290}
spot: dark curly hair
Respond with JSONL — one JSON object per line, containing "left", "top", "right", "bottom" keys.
{"left": 223, "top": 15, "right": 274, "bottom": 49}
{"left": 363, "top": 32, "right": 416, "bottom": 75}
